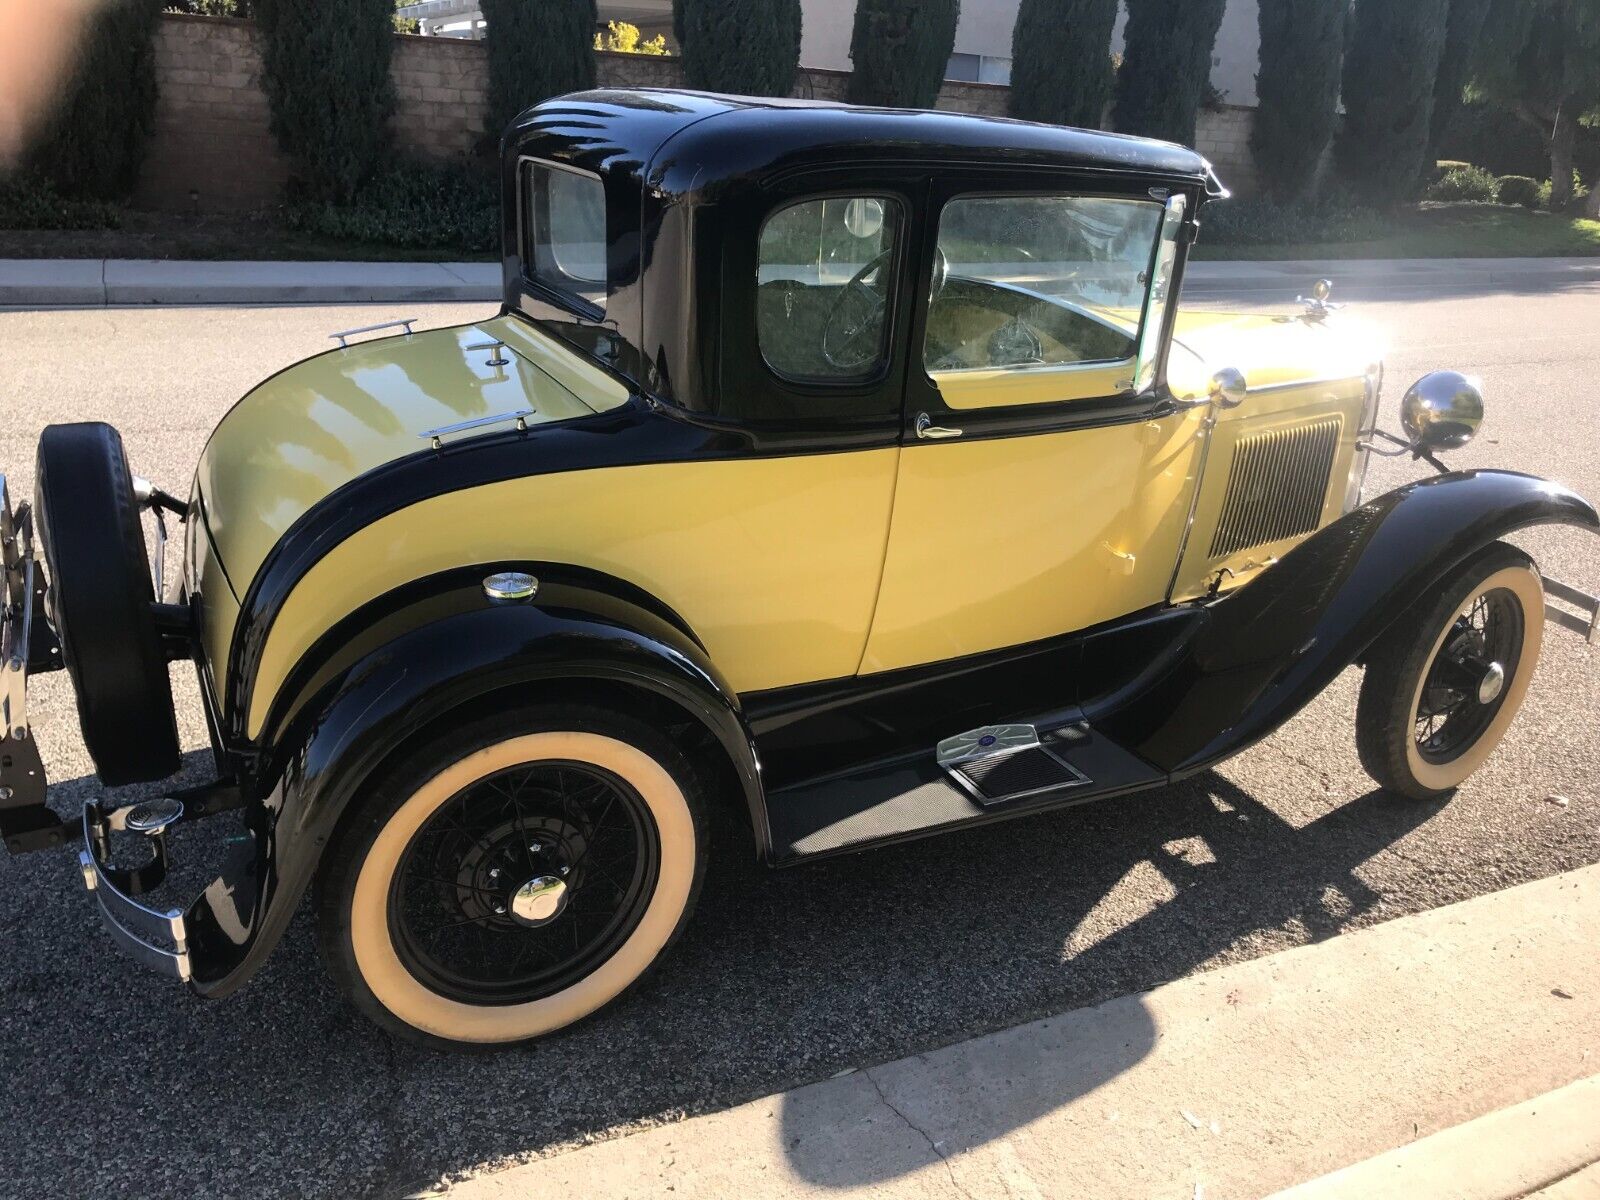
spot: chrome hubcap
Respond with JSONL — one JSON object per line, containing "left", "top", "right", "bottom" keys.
{"left": 509, "top": 875, "right": 568, "bottom": 928}
{"left": 1477, "top": 661, "right": 1506, "bottom": 705}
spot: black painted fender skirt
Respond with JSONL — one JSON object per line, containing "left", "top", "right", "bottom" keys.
{"left": 1095, "top": 470, "right": 1598, "bottom": 777}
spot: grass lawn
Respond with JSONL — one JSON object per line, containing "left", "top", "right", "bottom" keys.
{"left": 1195, "top": 203, "right": 1600, "bottom": 261}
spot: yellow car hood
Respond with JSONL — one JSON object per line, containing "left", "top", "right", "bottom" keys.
{"left": 195, "top": 315, "right": 630, "bottom": 599}
{"left": 1167, "top": 309, "right": 1381, "bottom": 398}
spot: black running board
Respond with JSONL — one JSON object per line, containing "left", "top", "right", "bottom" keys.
{"left": 765, "top": 721, "right": 1164, "bottom": 864}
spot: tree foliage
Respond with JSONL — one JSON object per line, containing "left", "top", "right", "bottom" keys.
{"left": 1334, "top": 0, "right": 1451, "bottom": 209}
{"left": 1008, "top": 0, "right": 1119, "bottom": 129}
{"left": 481, "top": 0, "right": 597, "bottom": 145}
{"left": 1251, "top": 0, "right": 1346, "bottom": 200}
{"left": 24, "top": 0, "right": 162, "bottom": 200}
{"left": 596, "top": 20, "right": 668, "bottom": 54}
{"left": 254, "top": 0, "right": 397, "bottom": 203}
{"left": 677, "top": 0, "right": 802, "bottom": 96}
{"left": 1471, "top": 0, "right": 1600, "bottom": 213}
{"left": 1430, "top": 0, "right": 1494, "bottom": 159}
{"left": 1111, "top": 0, "right": 1228, "bottom": 146}
{"left": 847, "top": 0, "right": 959, "bottom": 109}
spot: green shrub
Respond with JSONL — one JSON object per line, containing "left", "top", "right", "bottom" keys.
{"left": 0, "top": 171, "right": 122, "bottom": 231}
{"left": 1252, "top": 0, "right": 1347, "bottom": 201}
{"left": 24, "top": 0, "right": 161, "bottom": 201}
{"left": 847, "top": 0, "right": 959, "bottom": 109}
{"left": 254, "top": 0, "right": 397, "bottom": 203}
{"left": 1201, "top": 197, "right": 1388, "bottom": 247}
{"left": 483, "top": 0, "right": 597, "bottom": 147}
{"left": 1008, "top": 0, "right": 1119, "bottom": 129}
{"left": 1426, "top": 165, "right": 1499, "bottom": 202}
{"left": 1496, "top": 175, "right": 1541, "bottom": 208}
{"left": 281, "top": 161, "right": 497, "bottom": 251}
{"left": 1111, "top": 0, "right": 1228, "bottom": 145}
{"left": 1536, "top": 173, "right": 1591, "bottom": 213}
{"left": 678, "top": 0, "right": 802, "bottom": 96}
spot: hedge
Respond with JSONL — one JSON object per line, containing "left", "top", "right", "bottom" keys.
{"left": 1009, "top": 0, "right": 1120, "bottom": 130}
{"left": 24, "top": 0, "right": 162, "bottom": 201}
{"left": 678, "top": 0, "right": 802, "bottom": 96}
{"left": 482, "top": 0, "right": 598, "bottom": 144}
{"left": 1251, "top": 0, "right": 1346, "bottom": 201}
{"left": 847, "top": 0, "right": 959, "bottom": 109}
{"left": 1496, "top": 176, "right": 1540, "bottom": 208}
{"left": 254, "top": 0, "right": 397, "bottom": 203}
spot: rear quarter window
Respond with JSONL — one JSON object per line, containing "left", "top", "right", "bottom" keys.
{"left": 522, "top": 159, "right": 607, "bottom": 313}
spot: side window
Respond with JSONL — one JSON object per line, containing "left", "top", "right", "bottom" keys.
{"left": 923, "top": 195, "right": 1165, "bottom": 384}
{"left": 756, "top": 196, "right": 901, "bottom": 382}
{"left": 522, "top": 160, "right": 607, "bottom": 312}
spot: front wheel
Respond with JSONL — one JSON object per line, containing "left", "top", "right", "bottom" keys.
{"left": 315, "top": 706, "right": 706, "bottom": 1049}
{"left": 1356, "top": 542, "right": 1544, "bottom": 800}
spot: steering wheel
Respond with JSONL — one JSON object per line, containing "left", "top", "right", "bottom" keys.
{"left": 821, "top": 250, "right": 893, "bottom": 372}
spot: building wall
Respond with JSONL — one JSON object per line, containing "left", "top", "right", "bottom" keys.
{"left": 135, "top": 12, "right": 1251, "bottom": 212}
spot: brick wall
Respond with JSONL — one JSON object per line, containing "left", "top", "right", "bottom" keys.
{"left": 1193, "top": 105, "right": 1258, "bottom": 197}
{"left": 136, "top": 12, "right": 1251, "bottom": 212}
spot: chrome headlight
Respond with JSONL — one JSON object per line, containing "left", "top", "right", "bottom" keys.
{"left": 1401, "top": 370, "right": 1485, "bottom": 451}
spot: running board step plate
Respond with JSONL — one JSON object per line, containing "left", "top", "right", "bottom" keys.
{"left": 937, "top": 724, "right": 1091, "bottom": 807}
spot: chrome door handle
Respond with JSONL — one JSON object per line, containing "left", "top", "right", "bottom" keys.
{"left": 915, "top": 412, "right": 964, "bottom": 441}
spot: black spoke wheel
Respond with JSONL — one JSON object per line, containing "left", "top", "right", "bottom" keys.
{"left": 390, "top": 761, "right": 660, "bottom": 1006}
{"left": 1357, "top": 542, "right": 1544, "bottom": 801}
{"left": 316, "top": 707, "right": 707, "bottom": 1049}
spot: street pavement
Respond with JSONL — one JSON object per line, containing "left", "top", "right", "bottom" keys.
{"left": 0, "top": 271, "right": 1597, "bottom": 1198}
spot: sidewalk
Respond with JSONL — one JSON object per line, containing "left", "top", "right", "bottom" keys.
{"left": 3, "top": 256, "right": 1600, "bottom": 307}
{"left": 444, "top": 865, "right": 1600, "bottom": 1200}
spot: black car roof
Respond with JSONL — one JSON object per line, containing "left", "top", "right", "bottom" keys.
{"left": 507, "top": 88, "right": 1218, "bottom": 197}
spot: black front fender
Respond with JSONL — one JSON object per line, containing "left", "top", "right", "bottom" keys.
{"left": 183, "top": 566, "right": 763, "bottom": 997}
{"left": 1092, "top": 470, "right": 1598, "bottom": 776}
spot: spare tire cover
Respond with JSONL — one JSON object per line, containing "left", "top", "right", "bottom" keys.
{"left": 35, "top": 422, "right": 180, "bottom": 785}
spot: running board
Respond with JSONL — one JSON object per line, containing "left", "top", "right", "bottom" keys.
{"left": 766, "top": 720, "right": 1163, "bottom": 864}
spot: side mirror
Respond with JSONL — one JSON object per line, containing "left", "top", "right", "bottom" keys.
{"left": 1401, "top": 371, "right": 1484, "bottom": 451}
{"left": 1210, "top": 367, "right": 1248, "bottom": 409}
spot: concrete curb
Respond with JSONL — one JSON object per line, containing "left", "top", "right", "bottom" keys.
{"left": 1268, "top": 1076, "right": 1600, "bottom": 1200}
{"left": 442, "top": 865, "right": 1600, "bottom": 1200}
{"left": 1, "top": 256, "right": 1598, "bottom": 308}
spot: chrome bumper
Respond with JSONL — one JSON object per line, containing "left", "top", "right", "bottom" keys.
{"left": 78, "top": 800, "right": 192, "bottom": 982}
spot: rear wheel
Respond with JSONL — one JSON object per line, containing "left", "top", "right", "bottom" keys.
{"left": 1357, "top": 542, "right": 1543, "bottom": 800}
{"left": 315, "top": 706, "right": 706, "bottom": 1049}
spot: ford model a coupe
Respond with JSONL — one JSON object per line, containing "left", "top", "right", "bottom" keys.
{"left": 3, "top": 91, "right": 1597, "bottom": 1048}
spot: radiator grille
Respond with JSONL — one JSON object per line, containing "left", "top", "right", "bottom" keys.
{"left": 1209, "top": 417, "right": 1341, "bottom": 559}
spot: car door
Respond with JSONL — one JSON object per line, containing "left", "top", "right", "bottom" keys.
{"left": 860, "top": 177, "right": 1209, "bottom": 676}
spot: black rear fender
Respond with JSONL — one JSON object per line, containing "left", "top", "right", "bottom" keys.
{"left": 186, "top": 566, "right": 762, "bottom": 997}
{"left": 1090, "top": 470, "right": 1598, "bottom": 776}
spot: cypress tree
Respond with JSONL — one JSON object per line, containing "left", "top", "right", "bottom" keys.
{"left": 482, "top": 0, "right": 597, "bottom": 144}
{"left": 847, "top": 0, "right": 960, "bottom": 109}
{"left": 678, "top": 0, "right": 802, "bottom": 96}
{"left": 1251, "top": 0, "right": 1347, "bottom": 200}
{"left": 1111, "top": 0, "right": 1229, "bottom": 146}
{"left": 1008, "top": 0, "right": 1119, "bottom": 129}
{"left": 255, "top": 0, "right": 397, "bottom": 202}
{"left": 1430, "top": 0, "right": 1494, "bottom": 160}
{"left": 24, "top": 0, "right": 162, "bottom": 200}
{"left": 1335, "top": 0, "right": 1452, "bottom": 208}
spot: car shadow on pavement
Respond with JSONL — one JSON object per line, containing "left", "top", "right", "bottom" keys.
{"left": 0, "top": 759, "right": 1443, "bottom": 1199}
{"left": 775, "top": 771, "right": 1441, "bottom": 1187}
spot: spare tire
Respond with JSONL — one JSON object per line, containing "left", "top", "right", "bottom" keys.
{"left": 35, "top": 422, "right": 180, "bottom": 785}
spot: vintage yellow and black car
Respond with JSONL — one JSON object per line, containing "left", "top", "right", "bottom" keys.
{"left": 3, "top": 90, "right": 1598, "bottom": 1049}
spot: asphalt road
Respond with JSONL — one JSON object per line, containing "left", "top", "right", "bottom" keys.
{"left": 1, "top": 277, "right": 1597, "bottom": 1199}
